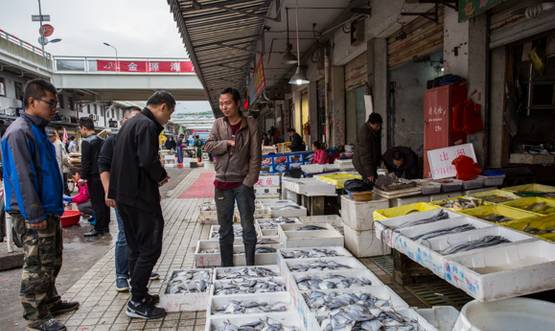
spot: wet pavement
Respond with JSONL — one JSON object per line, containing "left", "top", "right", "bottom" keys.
{"left": 0, "top": 167, "right": 190, "bottom": 331}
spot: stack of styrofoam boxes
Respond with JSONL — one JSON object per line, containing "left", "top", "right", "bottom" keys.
{"left": 159, "top": 268, "right": 213, "bottom": 312}
{"left": 299, "top": 215, "right": 344, "bottom": 235}
{"left": 374, "top": 209, "right": 555, "bottom": 301}
{"left": 208, "top": 224, "right": 262, "bottom": 244}
{"left": 206, "top": 265, "right": 303, "bottom": 331}
{"left": 199, "top": 201, "right": 221, "bottom": 225}
{"left": 163, "top": 154, "right": 176, "bottom": 168}
{"left": 234, "top": 200, "right": 272, "bottom": 222}
{"left": 194, "top": 240, "right": 281, "bottom": 268}
{"left": 260, "top": 199, "right": 308, "bottom": 218}
{"left": 340, "top": 195, "right": 391, "bottom": 257}
{"left": 255, "top": 217, "right": 302, "bottom": 242}
{"left": 279, "top": 248, "right": 438, "bottom": 331}
{"left": 278, "top": 223, "right": 344, "bottom": 249}
{"left": 254, "top": 174, "right": 281, "bottom": 199}
{"left": 334, "top": 158, "right": 354, "bottom": 170}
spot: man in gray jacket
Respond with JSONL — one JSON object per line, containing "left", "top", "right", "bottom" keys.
{"left": 204, "top": 87, "right": 261, "bottom": 266}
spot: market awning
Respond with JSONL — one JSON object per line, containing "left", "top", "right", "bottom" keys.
{"left": 168, "top": 0, "right": 278, "bottom": 116}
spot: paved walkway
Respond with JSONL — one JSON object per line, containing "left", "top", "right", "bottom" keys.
{"left": 56, "top": 168, "right": 214, "bottom": 331}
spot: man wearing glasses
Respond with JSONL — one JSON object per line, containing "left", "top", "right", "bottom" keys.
{"left": 1, "top": 79, "right": 78, "bottom": 331}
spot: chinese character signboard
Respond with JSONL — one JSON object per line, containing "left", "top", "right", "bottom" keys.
{"left": 96, "top": 60, "right": 195, "bottom": 73}
{"left": 254, "top": 55, "right": 266, "bottom": 98}
{"left": 427, "top": 143, "right": 477, "bottom": 179}
{"left": 458, "top": 0, "right": 505, "bottom": 22}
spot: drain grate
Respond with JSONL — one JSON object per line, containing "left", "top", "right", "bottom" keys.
{"left": 406, "top": 282, "right": 472, "bottom": 309}
{"left": 369, "top": 255, "right": 394, "bottom": 275}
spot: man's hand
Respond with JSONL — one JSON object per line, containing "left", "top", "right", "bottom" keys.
{"left": 367, "top": 176, "right": 375, "bottom": 183}
{"left": 105, "top": 193, "right": 116, "bottom": 208}
{"left": 226, "top": 140, "right": 235, "bottom": 147}
{"left": 27, "top": 220, "right": 47, "bottom": 230}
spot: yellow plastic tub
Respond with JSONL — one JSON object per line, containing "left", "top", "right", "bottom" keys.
{"left": 502, "top": 183, "right": 555, "bottom": 197}
{"left": 430, "top": 196, "right": 492, "bottom": 211}
{"left": 469, "top": 189, "right": 520, "bottom": 204}
{"left": 373, "top": 202, "right": 439, "bottom": 221}
{"left": 503, "top": 197, "right": 555, "bottom": 216}
{"left": 503, "top": 215, "right": 555, "bottom": 243}
{"left": 315, "top": 172, "right": 361, "bottom": 189}
{"left": 461, "top": 205, "right": 538, "bottom": 224}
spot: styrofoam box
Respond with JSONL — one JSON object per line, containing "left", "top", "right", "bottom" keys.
{"left": 209, "top": 224, "right": 262, "bottom": 244}
{"left": 199, "top": 210, "right": 218, "bottom": 224}
{"left": 205, "top": 312, "right": 303, "bottom": 331}
{"left": 344, "top": 224, "right": 391, "bottom": 258}
{"left": 289, "top": 269, "right": 384, "bottom": 293}
{"left": 213, "top": 265, "right": 281, "bottom": 281}
{"left": 439, "top": 179, "right": 463, "bottom": 193}
{"left": 340, "top": 195, "right": 389, "bottom": 231}
{"left": 278, "top": 246, "right": 352, "bottom": 272}
{"left": 255, "top": 175, "right": 281, "bottom": 187}
{"left": 283, "top": 256, "right": 367, "bottom": 276}
{"left": 159, "top": 268, "right": 213, "bottom": 312}
{"left": 212, "top": 277, "right": 287, "bottom": 296}
{"left": 462, "top": 176, "right": 485, "bottom": 190}
{"left": 207, "top": 292, "right": 292, "bottom": 317}
{"left": 253, "top": 186, "right": 281, "bottom": 199}
{"left": 430, "top": 192, "right": 464, "bottom": 201}
{"left": 421, "top": 181, "right": 442, "bottom": 195}
{"left": 194, "top": 240, "right": 280, "bottom": 268}
{"left": 255, "top": 217, "right": 302, "bottom": 236}
{"left": 301, "top": 164, "right": 325, "bottom": 174}
{"left": 483, "top": 174, "right": 505, "bottom": 186}
{"left": 416, "top": 306, "right": 459, "bottom": 331}
{"left": 392, "top": 195, "right": 432, "bottom": 207}
{"left": 282, "top": 177, "right": 336, "bottom": 196}
{"left": 374, "top": 209, "right": 463, "bottom": 247}
{"left": 299, "top": 215, "right": 343, "bottom": 228}
{"left": 269, "top": 204, "right": 307, "bottom": 218}
{"left": 444, "top": 239, "right": 555, "bottom": 301}
{"left": 278, "top": 223, "right": 344, "bottom": 248}
{"left": 334, "top": 158, "right": 354, "bottom": 170}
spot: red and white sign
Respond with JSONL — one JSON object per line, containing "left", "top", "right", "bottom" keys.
{"left": 39, "top": 24, "right": 54, "bottom": 37}
{"left": 427, "top": 143, "right": 476, "bottom": 180}
{"left": 96, "top": 60, "right": 195, "bottom": 73}
{"left": 255, "top": 175, "right": 280, "bottom": 187}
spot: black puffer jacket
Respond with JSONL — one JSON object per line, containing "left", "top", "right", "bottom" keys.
{"left": 353, "top": 123, "right": 382, "bottom": 179}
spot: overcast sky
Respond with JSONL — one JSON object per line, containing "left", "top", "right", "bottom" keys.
{"left": 1, "top": 0, "right": 212, "bottom": 114}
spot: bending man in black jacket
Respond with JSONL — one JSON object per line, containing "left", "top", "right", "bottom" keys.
{"left": 109, "top": 91, "right": 175, "bottom": 320}
{"left": 79, "top": 117, "right": 110, "bottom": 237}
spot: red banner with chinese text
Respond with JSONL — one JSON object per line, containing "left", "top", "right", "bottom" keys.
{"left": 96, "top": 60, "right": 195, "bottom": 73}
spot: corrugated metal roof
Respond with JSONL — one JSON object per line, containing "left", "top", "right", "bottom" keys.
{"left": 168, "top": 0, "right": 274, "bottom": 116}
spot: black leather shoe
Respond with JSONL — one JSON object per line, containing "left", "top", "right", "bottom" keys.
{"left": 27, "top": 319, "right": 66, "bottom": 331}
{"left": 50, "top": 300, "right": 79, "bottom": 316}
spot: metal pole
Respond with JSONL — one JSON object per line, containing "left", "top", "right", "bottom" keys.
{"left": 38, "top": 0, "right": 45, "bottom": 54}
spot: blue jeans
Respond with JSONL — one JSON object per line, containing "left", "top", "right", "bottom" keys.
{"left": 115, "top": 209, "right": 129, "bottom": 279}
{"left": 215, "top": 185, "right": 257, "bottom": 266}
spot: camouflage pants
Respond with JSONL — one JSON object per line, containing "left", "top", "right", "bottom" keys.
{"left": 12, "top": 214, "right": 63, "bottom": 326}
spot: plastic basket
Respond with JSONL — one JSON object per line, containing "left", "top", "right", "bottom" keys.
{"left": 315, "top": 172, "right": 362, "bottom": 189}
{"left": 502, "top": 214, "right": 555, "bottom": 243}
{"left": 430, "top": 196, "right": 492, "bottom": 211}
{"left": 501, "top": 184, "right": 555, "bottom": 197}
{"left": 372, "top": 202, "right": 439, "bottom": 221}
{"left": 502, "top": 197, "right": 555, "bottom": 216}
{"left": 460, "top": 205, "right": 538, "bottom": 224}
{"left": 469, "top": 189, "right": 520, "bottom": 204}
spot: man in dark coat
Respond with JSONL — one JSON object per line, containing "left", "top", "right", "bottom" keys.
{"left": 383, "top": 146, "right": 419, "bottom": 179}
{"left": 287, "top": 128, "right": 305, "bottom": 152}
{"left": 353, "top": 113, "right": 383, "bottom": 184}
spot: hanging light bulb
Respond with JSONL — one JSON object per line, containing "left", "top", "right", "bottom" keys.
{"left": 289, "top": 1, "right": 309, "bottom": 85}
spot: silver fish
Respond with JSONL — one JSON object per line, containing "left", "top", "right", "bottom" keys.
{"left": 392, "top": 210, "right": 450, "bottom": 230}
{"left": 297, "top": 225, "right": 328, "bottom": 231}
{"left": 411, "top": 224, "right": 476, "bottom": 241}
{"left": 214, "top": 299, "right": 288, "bottom": 315}
{"left": 217, "top": 318, "right": 299, "bottom": 331}
{"left": 213, "top": 278, "right": 286, "bottom": 295}
{"left": 166, "top": 269, "right": 212, "bottom": 294}
{"left": 281, "top": 248, "right": 342, "bottom": 259}
{"left": 439, "top": 235, "right": 510, "bottom": 255}
{"left": 216, "top": 267, "right": 278, "bottom": 280}
{"left": 296, "top": 274, "right": 373, "bottom": 291}
{"left": 256, "top": 247, "right": 277, "bottom": 254}
{"left": 288, "top": 260, "right": 351, "bottom": 273}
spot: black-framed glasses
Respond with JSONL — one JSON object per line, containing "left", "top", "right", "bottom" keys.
{"left": 38, "top": 98, "right": 58, "bottom": 109}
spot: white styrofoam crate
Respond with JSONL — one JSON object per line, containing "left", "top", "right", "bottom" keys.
{"left": 374, "top": 209, "right": 463, "bottom": 246}
{"left": 430, "top": 192, "right": 464, "bottom": 201}
{"left": 421, "top": 181, "right": 442, "bottom": 195}
{"left": 255, "top": 217, "right": 302, "bottom": 236}
{"left": 393, "top": 215, "right": 491, "bottom": 242}
{"left": 282, "top": 177, "right": 336, "bottom": 196}
{"left": 207, "top": 292, "right": 292, "bottom": 317}
{"left": 194, "top": 240, "right": 280, "bottom": 268}
{"left": 278, "top": 246, "right": 352, "bottom": 272}
{"left": 483, "top": 174, "right": 505, "bottom": 186}
{"left": 209, "top": 224, "right": 262, "bottom": 244}
{"left": 298, "top": 215, "right": 343, "bottom": 228}
{"left": 212, "top": 277, "right": 287, "bottom": 297}
{"left": 205, "top": 312, "right": 303, "bottom": 331}
{"left": 334, "top": 158, "right": 354, "bottom": 170}
{"left": 392, "top": 195, "right": 432, "bottom": 207}
{"left": 343, "top": 224, "right": 391, "bottom": 258}
{"left": 289, "top": 269, "right": 384, "bottom": 293}
{"left": 159, "top": 268, "right": 213, "bottom": 312}
{"left": 340, "top": 195, "right": 389, "bottom": 231}
{"left": 445, "top": 239, "right": 555, "bottom": 301}
{"left": 269, "top": 204, "right": 307, "bottom": 218}
{"left": 255, "top": 175, "right": 281, "bottom": 187}
{"left": 462, "top": 176, "right": 485, "bottom": 190}
{"left": 213, "top": 265, "right": 281, "bottom": 281}
{"left": 283, "top": 256, "right": 367, "bottom": 276}
{"left": 278, "top": 223, "right": 344, "bottom": 248}
{"left": 253, "top": 186, "right": 281, "bottom": 199}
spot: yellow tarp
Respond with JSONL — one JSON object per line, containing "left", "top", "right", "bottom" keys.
{"left": 469, "top": 189, "right": 520, "bottom": 204}
{"left": 373, "top": 202, "right": 439, "bottom": 221}
{"left": 503, "top": 197, "right": 555, "bottom": 216}
{"left": 503, "top": 215, "right": 555, "bottom": 243}
{"left": 461, "top": 205, "right": 538, "bottom": 224}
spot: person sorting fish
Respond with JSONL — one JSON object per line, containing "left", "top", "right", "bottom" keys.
{"left": 204, "top": 87, "right": 262, "bottom": 267}
{"left": 382, "top": 146, "right": 419, "bottom": 179}
{"left": 353, "top": 113, "right": 383, "bottom": 184}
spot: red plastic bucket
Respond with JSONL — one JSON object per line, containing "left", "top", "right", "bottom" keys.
{"left": 60, "top": 210, "right": 81, "bottom": 228}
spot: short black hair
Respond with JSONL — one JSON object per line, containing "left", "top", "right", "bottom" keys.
{"left": 23, "top": 79, "right": 57, "bottom": 108}
{"left": 312, "top": 141, "right": 323, "bottom": 149}
{"left": 147, "top": 90, "right": 176, "bottom": 110}
{"left": 367, "top": 113, "right": 383, "bottom": 125}
{"left": 392, "top": 150, "right": 404, "bottom": 161}
{"left": 220, "top": 87, "right": 241, "bottom": 104}
{"left": 79, "top": 117, "right": 95, "bottom": 130}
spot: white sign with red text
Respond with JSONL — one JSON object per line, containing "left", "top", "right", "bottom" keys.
{"left": 427, "top": 143, "right": 477, "bottom": 180}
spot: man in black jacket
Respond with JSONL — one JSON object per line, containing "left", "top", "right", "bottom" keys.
{"left": 287, "top": 128, "right": 306, "bottom": 152}
{"left": 109, "top": 91, "right": 175, "bottom": 320}
{"left": 383, "top": 146, "right": 419, "bottom": 179}
{"left": 353, "top": 113, "right": 383, "bottom": 184}
{"left": 80, "top": 117, "right": 110, "bottom": 237}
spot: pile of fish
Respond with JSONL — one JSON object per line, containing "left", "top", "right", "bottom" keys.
{"left": 438, "top": 235, "right": 510, "bottom": 255}
{"left": 523, "top": 225, "right": 555, "bottom": 235}
{"left": 520, "top": 202, "right": 555, "bottom": 214}
{"left": 288, "top": 260, "right": 351, "bottom": 273}
{"left": 200, "top": 246, "right": 276, "bottom": 254}
{"left": 257, "top": 217, "right": 299, "bottom": 230}
{"left": 218, "top": 317, "right": 299, "bottom": 331}
{"left": 213, "top": 300, "right": 288, "bottom": 315}
{"left": 435, "top": 197, "right": 485, "bottom": 210}
{"left": 214, "top": 278, "right": 285, "bottom": 295}
{"left": 210, "top": 227, "right": 244, "bottom": 240}
{"left": 297, "top": 225, "right": 328, "bottom": 231}
{"left": 216, "top": 267, "right": 278, "bottom": 280}
{"left": 166, "top": 269, "right": 211, "bottom": 294}
{"left": 392, "top": 210, "right": 449, "bottom": 230}
{"left": 303, "top": 291, "right": 390, "bottom": 314}
{"left": 200, "top": 247, "right": 220, "bottom": 254}
{"left": 256, "top": 247, "right": 277, "bottom": 253}
{"left": 482, "top": 214, "right": 512, "bottom": 223}
{"left": 281, "top": 248, "right": 342, "bottom": 259}
{"left": 319, "top": 304, "right": 419, "bottom": 331}
{"left": 410, "top": 224, "right": 476, "bottom": 241}
{"left": 258, "top": 238, "right": 280, "bottom": 245}
{"left": 479, "top": 195, "right": 514, "bottom": 203}
{"left": 514, "top": 191, "right": 555, "bottom": 198}
{"left": 296, "top": 274, "right": 373, "bottom": 291}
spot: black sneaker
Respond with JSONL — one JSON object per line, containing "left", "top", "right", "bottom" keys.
{"left": 145, "top": 293, "right": 160, "bottom": 305}
{"left": 149, "top": 272, "right": 160, "bottom": 280}
{"left": 28, "top": 318, "right": 66, "bottom": 331}
{"left": 50, "top": 300, "right": 79, "bottom": 316}
{"left": 126, "top": 300, "right": 166, "bottom": 320}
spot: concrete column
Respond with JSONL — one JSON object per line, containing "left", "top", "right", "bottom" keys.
{"left": 308, "top": 81, "right": 318, "bottom": 145}
{"left": 371, "top": 38, "right": 388, "bottom": 151}
{"left": 489, "top": 47, "right": 506, "bottom": 168}
{"left": 330, "top": 65, "right": 345, "bottom": 146}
